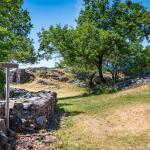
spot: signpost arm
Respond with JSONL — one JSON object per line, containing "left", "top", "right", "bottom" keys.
{"left": 5, "top": 67, "right": 10, "bottom": 128}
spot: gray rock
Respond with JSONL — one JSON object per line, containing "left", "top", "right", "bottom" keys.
{"left": 0, "top": 131, "right": 8, "bottom": 146}
{"left": 0, "top": 119, "right": 6, "bottom": 134}
{"left": 117, "top": 73, "right": 150, "bottom": 90}
{"left": 36, "top": 116, "right": 47, "bottom": 127}
{"left": 10, "top": 69, "right": 35, "bottom": 84}
{"left": 14, "top": 103, "right": 24, "bottom": 110}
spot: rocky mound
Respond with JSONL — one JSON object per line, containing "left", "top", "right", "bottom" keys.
{"left": 10, "top": 69, "right": 35, "bottom": 84}
{"left": 10, "top": 68, "right": 70, "bottom": 84}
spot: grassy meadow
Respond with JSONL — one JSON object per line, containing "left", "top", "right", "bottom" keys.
{"left": 43, "top": 84, "right": 150, "bottom": 150}
{"left": 11, "top": 81, "right": 150, "bottom": 150}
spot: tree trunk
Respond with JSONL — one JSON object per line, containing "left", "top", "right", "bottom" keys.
{"left": 89, "top": 72, "right": 96, "bottom": 87}
{"left": 110, "top": 70, "right": 119, "bottom": 86}
{"left": 96, "top": 55, "right": 106, "bottom": 83}
{"left": 111, "top": 71, "right": 116, "bottom": 86}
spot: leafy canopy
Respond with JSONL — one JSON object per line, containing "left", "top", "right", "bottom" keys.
{"left": 0, "top": 0, "right": 36, "bottom": 63}
{"left": 39, "top": 0, "right": 150, "bottom": 83}
{"left": 0, "top": 0, "right": 36, "bottom": 95}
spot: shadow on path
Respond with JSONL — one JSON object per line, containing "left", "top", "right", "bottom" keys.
{"left": 49, "top": 105, "right": 83, "bottom": 130}
{"left": 49, "top": 93, "right": 95, "bottom": 130}
{"left": 58, "top": 93, "right": 93, "bottom": 101}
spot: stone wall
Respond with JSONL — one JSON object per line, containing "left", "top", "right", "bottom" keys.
{"left": 0, "top": 90, "right": 57, "bottom": 149}
{"left": 117, "top": 73, "right": 150, "bottom": 90}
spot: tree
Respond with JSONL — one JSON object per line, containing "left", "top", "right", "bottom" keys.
{"left": 0, "top": 0, "right": 36, "bottom": 95}
{"left": 0, "top": 0, "right": 36, "bottom": 63}
{"left": 39, "top": 0, "right": 150, "bottom": 83}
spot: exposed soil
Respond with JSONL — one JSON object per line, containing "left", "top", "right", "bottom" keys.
{"left": 16, "top": 132, "right": 56, "bottom": 150}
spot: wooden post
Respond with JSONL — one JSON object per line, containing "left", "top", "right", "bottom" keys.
{"left": 5, "top": 68, "right": 10, "bottom": 128}
{"left": 0, "top": 62, "right": 18, "bottom": 129}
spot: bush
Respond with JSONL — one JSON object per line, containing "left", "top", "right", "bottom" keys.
{"left": 89, "top": 83, "right": 117, "bottom": 95}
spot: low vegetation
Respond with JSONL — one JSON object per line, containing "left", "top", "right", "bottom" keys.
{"left": 48, "top": 84, "right": 150, "bottom": 150}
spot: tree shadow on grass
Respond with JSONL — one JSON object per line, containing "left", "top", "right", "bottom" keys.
{"left": 58, "top": 103, "right": 73, "bottom": 107}
{"left": 58, "top": 93, "right": 93, "bottom": 101}
{"left": 49, "top": 105, "right": 83, "bottom": 130}
{"left": 49, "top": 92, "right": 98, "bottom": 130}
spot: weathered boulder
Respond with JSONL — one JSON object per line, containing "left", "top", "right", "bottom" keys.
{"left": 0, "top": 127, "right": 16, "bottom": 150}
{"left": 46, "top": 71, "right": 68, "bottom": 82}
{"left": 10, "top": 69, "right": 35, "bottom": 84}
{"left": 36, "top": 79, "right": 50, "bottom": 85}
{"left": 36, "top": 116, "right": 47, "bottom": 128}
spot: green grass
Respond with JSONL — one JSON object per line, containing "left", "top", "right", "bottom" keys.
{"left": 58, "top": 89, "right": 150, "bottom": 115}
{"left": 46, "top": 85, "right": 150, "bottom": 150}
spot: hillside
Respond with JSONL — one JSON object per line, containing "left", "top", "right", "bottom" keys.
{"left": 7, "top": 68, "right": 150, "bottom": 149}
{"left": 49, "top": 84, "right": 150, "bottom": 150}
{"left": 13, "top": 82, "right": 150, "bottom": 150}
{"left": 10, "top": 68, "right": 87, "bottom": 98}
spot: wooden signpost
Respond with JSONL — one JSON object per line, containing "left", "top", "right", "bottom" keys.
{"left": 0, "top": 62, "right": 18, "bottom": 128}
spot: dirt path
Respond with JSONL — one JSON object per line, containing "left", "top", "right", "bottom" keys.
{"left": 74, "top": 103, "right": 150, "bottom": 138}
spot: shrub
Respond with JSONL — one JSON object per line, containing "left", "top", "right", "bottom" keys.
{"left": 89, "top": 83, "right": 117, "bottom": 95}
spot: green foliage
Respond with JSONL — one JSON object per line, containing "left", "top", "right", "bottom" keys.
{"left": 39, "top": 0, "right": 150, "bottom": 84}
{"left": 125, "top": 45, "right": 150, "bottom": 75}
{"left": 0, "top": 0, "right": 36, "bottom": 63}
{"left": 88, "top": 81, "right": 118, "bottom": 94}
{"left": 0, "top": 0, "right": 37, "bottom": 96}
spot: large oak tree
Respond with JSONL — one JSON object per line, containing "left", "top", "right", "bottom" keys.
{"left": 39, "top": 0, "right": 150, "bottom": 83}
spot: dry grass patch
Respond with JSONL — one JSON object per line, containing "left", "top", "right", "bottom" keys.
{"left": 111, "top": 84, "right": 150, "bottom": 99}
{"left": 52, "top": 104, "right": 150, "bottom": 150}
{"left": 11, "top": 78, "right": 86, "bottom": 98}
{"left": 74, "top": 103, "right": 150, "bottom": 138}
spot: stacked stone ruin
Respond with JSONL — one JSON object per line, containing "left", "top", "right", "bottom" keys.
{"left": 0, "top": 90, "right": 57, "bottom": 149}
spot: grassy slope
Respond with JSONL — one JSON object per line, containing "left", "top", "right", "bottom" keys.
{"left": 49, "top": 84, "right": 150, "bottom": 150}
{"left": 58, "top": 85, "right": 150, "bottom": 115}
{"left": 11, "top": 81, "right": 150, "bottom": 150}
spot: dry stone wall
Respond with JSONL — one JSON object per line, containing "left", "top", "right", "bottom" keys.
{"left": 0, "top": 89, "right": 57, "bottom": 149}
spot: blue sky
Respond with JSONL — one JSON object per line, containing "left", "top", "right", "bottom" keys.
{"left": 21, "top": 0, "right": 82, "bottom": 68}
{"left": 21, "top": 0, "right": 150, "bottom": 68}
